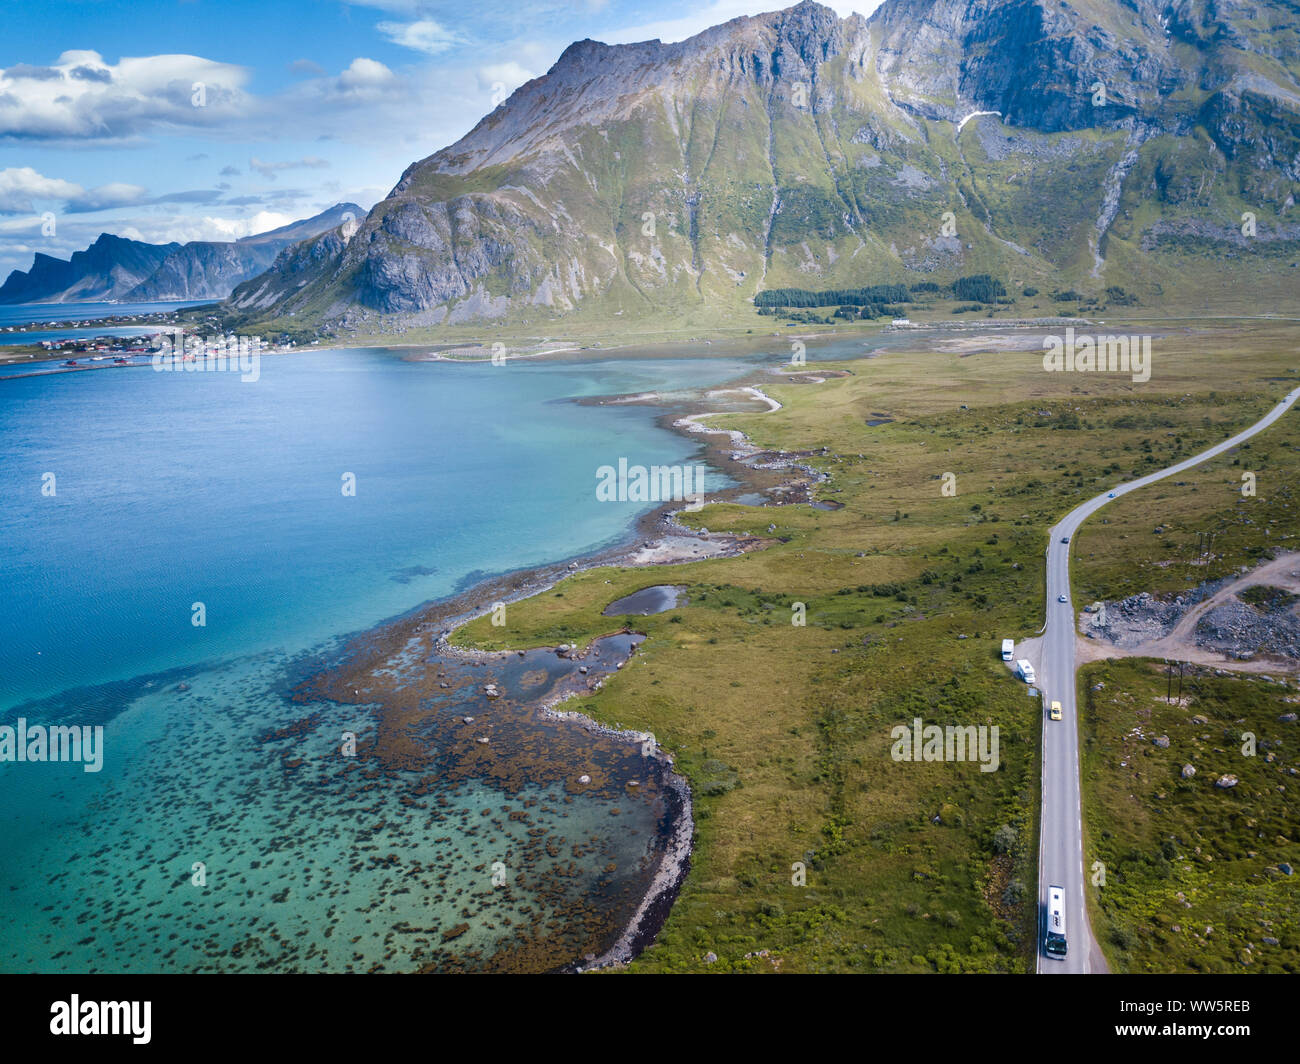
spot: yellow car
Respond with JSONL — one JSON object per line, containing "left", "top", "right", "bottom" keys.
{"left": 1049, "top": 701, "right": 1063, "bottom": 721}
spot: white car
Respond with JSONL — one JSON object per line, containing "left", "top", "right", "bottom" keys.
{"left": 1058, "top": 594, "right": 1068, "bottom": 603}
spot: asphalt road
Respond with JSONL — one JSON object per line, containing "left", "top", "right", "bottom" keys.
{"left": 1035, "top": 385, "right": 1300, "bottom": 974}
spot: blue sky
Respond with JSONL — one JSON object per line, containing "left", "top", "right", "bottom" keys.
{"left": 0, "top": 0, "right": 879, "bottom": 280}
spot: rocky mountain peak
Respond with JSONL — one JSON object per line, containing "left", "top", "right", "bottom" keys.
{"left": 227, "top": 0, "right": 1300, "bottom": 330}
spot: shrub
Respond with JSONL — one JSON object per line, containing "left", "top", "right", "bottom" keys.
{"left": 1001, "top": 878, "right": 1026, "bottom": 907}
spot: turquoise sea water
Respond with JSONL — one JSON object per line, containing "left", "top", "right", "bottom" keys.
{"left": 0, "top": 332, "right": 919, "bottom": 971}
{"left": 0, "top": 343, "right": 788, "bottom": 971}
{"left": 1, "top": 347, "right": 760, "bottom": 706}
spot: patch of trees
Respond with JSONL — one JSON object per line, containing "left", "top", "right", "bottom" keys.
{"left": 755, "top": 284, "right": 911, "bottom": 308}
{"left": 755, "top": 273, "right": 1012, "bottom": 311}
{"left": 832, "top": 302, "right": 908, "bottom": 320}
{"left": 951, "top": 274, "right": 1007, "bottom": 303}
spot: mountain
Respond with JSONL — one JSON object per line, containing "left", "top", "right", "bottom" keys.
{"left": 0, "top": 203, "right": 363, "bottom": 305}
{"left": 0, "top": 234, "right": 180, "bottom": 305}
{"left": 125, "top": 204, "right": 364, "bottom": 301}
{"left": 228, "top": 0, "right": 1300, "bottom": 330}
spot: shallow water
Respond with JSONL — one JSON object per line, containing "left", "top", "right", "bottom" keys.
{"left": 0, "top": 300, "right": 212, "bottom": 327}
{"left": 0, "top": 635, "right": 669, "bottom": 972}
{"left": 602, "top": 586, "right": 688, "bottom": 616}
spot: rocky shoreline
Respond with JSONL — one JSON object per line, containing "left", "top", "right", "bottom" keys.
{"left": 542, "top": 693, "right": 694, "bottom": 973}
{"left": 417, "top": 622, "right": 696, "bottom": 973}
{"left": 426, "top": 382, "right": 807, "bottom": 972}
{"left": 579, "top": 766, "right": 693, "bottom": 971}
{"left": 297, "top": 374, "right": 817, "bottom": 972}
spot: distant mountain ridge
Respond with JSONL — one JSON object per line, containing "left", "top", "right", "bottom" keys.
{"left": 0, "top": 203, "right": 363, "bottom": 305}
{"left": 227, "top": 0, "right": 1300, "bottom": 330}
{"left": 0, "top": 234, "right": 180, "bottom": 306}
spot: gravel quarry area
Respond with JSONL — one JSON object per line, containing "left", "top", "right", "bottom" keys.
{"left": 1079, "top": 553, "right": 1300, "bottom": 668}
{"left": 1080, "top": 590, "right": 1190, "bottom": 647}
{"left": 1195, "top": 593, "right": 1300, "bottom": 660}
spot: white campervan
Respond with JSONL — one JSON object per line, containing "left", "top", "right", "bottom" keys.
{"left": 1001, "top": 639, "right": 1014, "bottom": 662}
{"left": 1016, "top": 659, "right": 1036, "bottom": 684}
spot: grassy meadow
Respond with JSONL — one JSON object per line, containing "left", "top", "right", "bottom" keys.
{"left": 1079, "top": 658, "right": 1298, "bottom": 973}
{"left": 449, "top": 319, "right": 1299, "bottom": 972}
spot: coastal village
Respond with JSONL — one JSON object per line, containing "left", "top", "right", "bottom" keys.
{"left": 1, "top": 314, "right": 289, "bottom": 370}
{"left": 34, "top": 331, "right": 272, "bottom": 368}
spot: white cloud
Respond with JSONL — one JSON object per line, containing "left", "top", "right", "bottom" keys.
{"left": 0, "top": 48, "right": 439, "bottom": 152}
{"left": 66, "top": 210, "right": 296, "bottom": 247}
{"left": 337, "top": 57, "right": 396, "bottom": 88}
{"left": 0, "top": 166, "right": 83, "bottom": 212}
{"left": 272, "top": 58, "right": 425, "bottom": 135}
{"left": 0, "top": 50, "right": 250, "bottom": 142}
{"left": 0, "top": 166, "right": 156, "bottom": 217}
{"left": 476, "top": 62, "right": 539, "bottom": 95}
{"left": 376, "top": 18, "right": 462, "bottom": 55}
{"left": 196, "top": 210, "right": 298, "bottom": 240}
{"left": 0, "top": 214, "right": 49, "bottom": 235}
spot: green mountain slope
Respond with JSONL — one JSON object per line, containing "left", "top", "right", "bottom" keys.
{"left": 228, "top": 0, "right": 1300, "bottom": 333}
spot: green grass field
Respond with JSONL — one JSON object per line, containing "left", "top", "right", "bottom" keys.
{"left": 448, "top": 319, "right": 1300, "bottom": 972}
{"left": 1079, "top": 658, "right": 1298, "bottom": 973}
{"left": 1071, "top": 395, "right": 1300, "bottom": 603}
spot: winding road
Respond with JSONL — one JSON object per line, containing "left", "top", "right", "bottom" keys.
{"left": 1035, "top": 385, "right": 1300, "bottom": 974}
